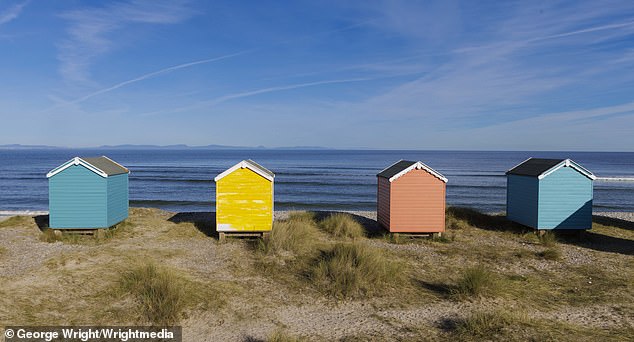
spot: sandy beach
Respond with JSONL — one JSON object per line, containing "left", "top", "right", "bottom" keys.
{"left": 0, "top": 207, "right": 633, "bottom": 341}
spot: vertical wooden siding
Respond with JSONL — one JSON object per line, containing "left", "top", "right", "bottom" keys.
{"left": 506, "top": 174, "right": 539, "bottom": 228}
{"left": 389, "top": 169, "right": 445, "bottom": 233}
{"left": 107, "top": 174, "right": 129, "bottom": 227}
{"left": 216, "top": 168, "right": 273, "bottom": 232}
{"left": 49, "top": 165, "right": 107, "bottom": 228}
{"left": 377, "top": 176, "right": 391, "bottom": 228}
{"left": 538, "top": 166, "right": 592, "bottom": 229}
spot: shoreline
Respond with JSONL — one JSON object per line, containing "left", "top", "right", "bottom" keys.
{"left": 1, "top": 208, "right": 633, "bottom": 223}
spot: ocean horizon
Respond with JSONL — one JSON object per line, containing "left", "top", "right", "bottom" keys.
{"left": 1, "top": 149, "right": 633, "bottom": 215}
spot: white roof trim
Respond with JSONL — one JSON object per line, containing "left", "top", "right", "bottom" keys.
{"left": 214, "top": 160, "right": 274, "bottom": 182}
{"left": 389, "top": 161, "right": 448, "bottom": 183}
{"left": 46, "top": 157, "right": 109, "bottom": 178}
{"left": 537, "top": 159, "right": 596, "bottom": 180}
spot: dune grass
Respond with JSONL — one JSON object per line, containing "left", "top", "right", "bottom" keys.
{"left": 38, "top": 219, "right": 136, "bottom": 244}
{"left": 267, "top": 329, "right": 306, "bottom": 342}
{"left": 538, "top": 247, "right": 561, "bottom": 260}
{"left": 319, "top": 213, "right": 365, "bottom": 239}
{"left": 538, "top": 231, "right": 558, "bottom": 247}
{"left": 450, "top": 265, "right": 500, "bottom": 299}
{"left": 117, "top": 263, "right": 190, "bottom": 325}
{"left": 310, "top": 241, "right": 404, "bottom": 298}
{"left": 259, "top": 211, "right": 322, "bottom": 255}
{"left": 0, "top": 216, "right": 30, "bottom": 228}
{"left": 451, "top": 310, "right": 518, "bottom": 340}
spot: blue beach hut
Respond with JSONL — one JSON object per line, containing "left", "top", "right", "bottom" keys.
{"left": 506, "top": 158, "right": 595, "bottom": 230}
{"left": 47, "top": 156, "right": 129, "bottom": 229}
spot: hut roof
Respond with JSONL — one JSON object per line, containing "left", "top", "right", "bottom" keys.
{"left": 506, "top": 158, "right": 595, "bottom": 180}
{"left": 214, "top": 159, "right": 275, "bottom": 182}
{"left": 377, "top": 160, "right": 448, "bottom": 183}
{"left": 47, "top": 156, "right": 129, "bottom": 178}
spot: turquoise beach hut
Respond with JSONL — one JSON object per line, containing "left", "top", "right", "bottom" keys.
{"left": 47, "top": 156, "right": 129, "bottom": 229}
{"left": 506, "top": 158, "right": 595, "bottom": 230}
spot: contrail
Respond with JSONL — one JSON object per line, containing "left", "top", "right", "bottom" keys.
{"left": 141, "top": 77, "right": 375, "bottom": 116}
{"left": 69, "top": 50, "right": 251, "bottom": 105}
{"left": 529, "top": 20, "right": 634, "bottom": 42}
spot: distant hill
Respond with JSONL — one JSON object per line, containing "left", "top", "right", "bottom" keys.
{"left": 0, "top": 144, "right": 333, "bottom": 150}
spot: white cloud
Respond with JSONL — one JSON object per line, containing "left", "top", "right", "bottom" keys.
{"left": 0, "top": 1, "right": 28, "bottom": 25}
{"left": 58, "top": 0, "right": 194, "bottom": 83}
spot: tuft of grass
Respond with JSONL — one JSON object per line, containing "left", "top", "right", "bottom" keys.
{"left": 118, "top": 264, "right": 187, "bottom": 325}
{"left": 319, "top": 213, "right": 365, "bottom": 239}
{"left": 538, "top": 231, "right": 558, "bottom": 247}
{"left": 267, "top": 329, "right": 306, "bottom": 342}
{"left": 538, "top": 248, "right": 561, "bottom": 260}
{"left": 0, "top": 216, "right": 30, "bottom": 228}
{"left": 432, "top": 233, "right": 456, "bottom": 243}
{"left": 310, "top": 241, "right": 403, "bottom": 298}
{"left": 446, "top": 216, "right": 470, "bottom": 230}
{"left": 260, "top": 211, "right": 322, "bottom": 255}
{"left": 452, "top": 310, "right": 516, "bottom": 339}
{"left": 39, "top": 229, "right": 63, "bottom": 243}
{"left": 451, "top": 265, "right": 499, "bottom": 299}
{"left": 0, "top": 246, "right": 6, "bottom": 257}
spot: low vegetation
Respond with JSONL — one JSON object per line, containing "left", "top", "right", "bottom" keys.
{"left": 451, "top": 265, "right": 500, "bottom": 299}
{"left": 38, "top": 219, "right": 136, "bottom": 244}
{"left": 319, "top": 213, "right": 365, "bottom": 239}
{"left": 259, "top": 211, "right": 322, "bottom": 255}
{"left": 0, "top": 207, "right": 632, "bottom": 341}
{"left": 310, "top": 241, "right": 403, "bottom": 298}
{"left": 0, "top": 215, "right": 30, "bottom": 228}
{"left": 538, "top": 231, "right": 558, "bottom": 247}
{"left": 117, "top": 264, "right": 190, "bottom": 325}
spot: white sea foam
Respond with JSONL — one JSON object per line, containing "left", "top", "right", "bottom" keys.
{"left": 0, "top": 210, "right": 48, "bottom": 217}
{"left": 596, "top": 177, "right": 634, "bottom": 182}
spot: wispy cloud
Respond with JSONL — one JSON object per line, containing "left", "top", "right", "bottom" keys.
{"left": 0, "top": 1, "right": 28, "bottom": 25}
{"left": 58, "top": 0, "right": 194, "bottom": 83}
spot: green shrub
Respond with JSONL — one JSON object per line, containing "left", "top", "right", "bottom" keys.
{"left": 310, "top": 242, "right": 402, "bottom": 298}
{"left": 118, "top": 264, "right": 187, "bottom": 325}
{"left": 319, "top": 213, "right": 365, "bottom": 239}
{"left": 451, "top": 265, "right": 498, "bottom": 298}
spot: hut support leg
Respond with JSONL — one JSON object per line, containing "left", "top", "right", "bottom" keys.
{"left": 219, "top": 232, "right": 226, "bottom": 242}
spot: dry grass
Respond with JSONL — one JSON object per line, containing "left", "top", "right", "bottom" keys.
{"left": 0, "top": 215, "right": 30, "bottom": 228}
{"left": 38, "top": 219, "right": 136, "bottom": 244}
{"left": 117, "top": 263, "right": 188, "bottom": 325}
{"left": 259, "top": 211, "right": 322, "bottom": 255}
{"left": 538, "top": 247, "right": 561, "bottom": 260}
{"left": 450, "top": 265, "right": 500, "bottom": 299}
{"left": 538, "top": 231, "right": 558, "bottom": 247}
{"left": 451, "top": 310, "right": 517, "bottom": 340}
{"left": 319, "top": 213, "right": 365, "bottom": 239}
{"left": 267, "top": 329, "right": 306, "bottom": 342}
{"left": 310, "top": 241, "right": 404, "bottom": 298}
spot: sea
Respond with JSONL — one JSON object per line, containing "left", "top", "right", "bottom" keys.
{"left": 1, "top": 149, "right": 633, "bottom": 215}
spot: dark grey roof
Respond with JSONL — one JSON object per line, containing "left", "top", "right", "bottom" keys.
{"left": 377, "top": 160, "right": 417, "bottom": 178}
{"left": 82, "top": 156, "right": 129, "bottom": 176}
{"left": 506, "top": 158, "right": 564, "bottom": 177}
{"left": 246, "top": 159, "right": 275, "bottom": 177}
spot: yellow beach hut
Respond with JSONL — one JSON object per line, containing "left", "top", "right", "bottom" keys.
{"left": 214, "top": 160, "right": 275, "bottom": 240}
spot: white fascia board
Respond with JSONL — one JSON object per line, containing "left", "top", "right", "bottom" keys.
{"left": 214, "top": 160, "right": 274, "bottom": 182}
{"left": 537, "top": 159, "right": 596, "bottom": 180}
{"left": 389, "top": 161, "right": 448, "bottom": 183}
{"left": 46, "top": 157, "right": 108, "bottom": 178}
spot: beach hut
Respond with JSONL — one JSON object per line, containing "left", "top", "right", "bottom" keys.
{"left": 506, "top": 158, "right": 595, "bottom": 230}
{"left": 377, "top": 160, "right": 448, "bottom": 234}
{"left": 47, "top": 156, "right": 129, "bottom": 229}
{"left": 214, "top": 160, "right": 274, "bottom": 239}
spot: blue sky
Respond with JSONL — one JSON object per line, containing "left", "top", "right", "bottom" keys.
{"left": 1, "top": 0, "right": 633, "bottom": 150}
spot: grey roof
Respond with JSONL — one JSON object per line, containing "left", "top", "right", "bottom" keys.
{"left": 377, "top": 160, "right": 417, "bottom": 179}
{"left": 245, "top": 159, "right": 275, "bottom": 178}
{"left": 82, "top": 156, "right": 129, "bottom": 176}
{"left": 506, "top": 158, "right": 564, "bottom": 177}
